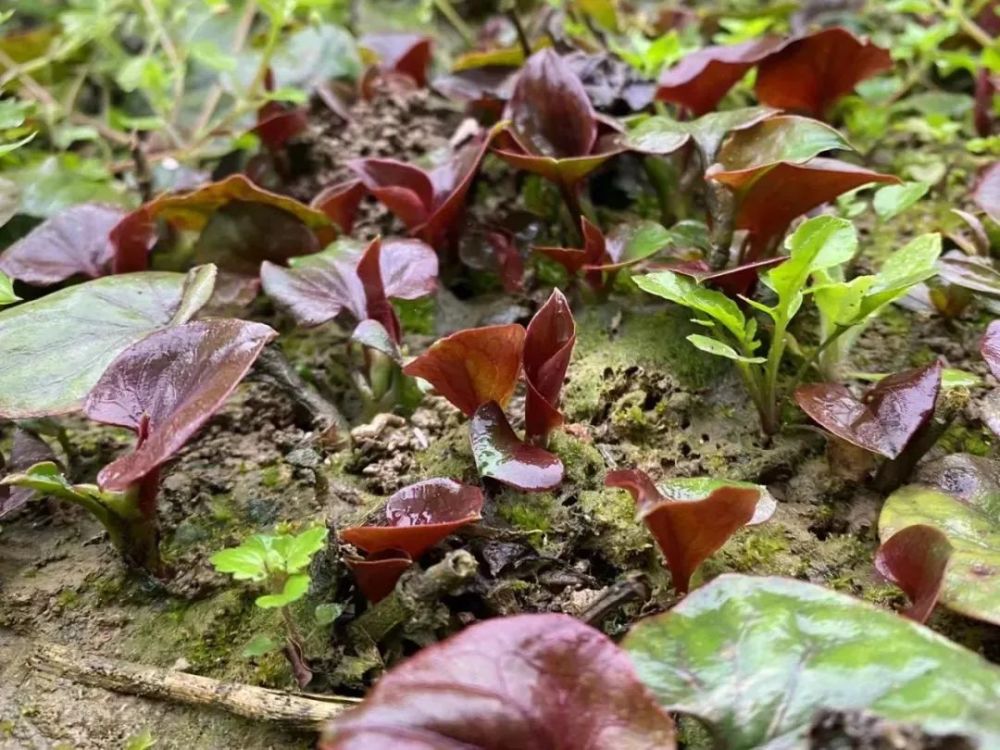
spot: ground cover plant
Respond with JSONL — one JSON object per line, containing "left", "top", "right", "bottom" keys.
{"left": 1, "top": 0, "right": 1000, "bottom": 747}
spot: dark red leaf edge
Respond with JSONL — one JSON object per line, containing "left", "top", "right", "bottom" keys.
{"left": 874, "top": 523, "right": 953, "bottom": 623}
{"left": 524, "top": 289, "right": 576, "bottom": 443}
{"left": 311, "top": 180, "right": 367, "bottom": 234}
{"left": 664, "top": 257, "right": 786, "bottom": 297}
{"left": 470, "top": 401, "right": 564, "bottom": 491}
{"left": 344, "top": 550, "right": 414, "bottom": 603}
{"left": 361, "top": 33, "right": 433, "bottom": 88}
{"left": 319, "top": 613, "right": 677, "bottom": 750}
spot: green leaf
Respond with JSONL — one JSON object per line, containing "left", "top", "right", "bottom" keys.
{"left": 873, "top": 181, "right": 929, "bottom": 220}
{"left": 5, "top": 156, "right": 129, "bottom": 218}
{"left": 210, "top": 536, "right": 270, "bottom": 582}
{"left": 271, "top": 24, "right": 361, "bottom": 88}
{"left": 0, "top": 131, "right": 36, "bottom": 157}
{"left": 125, "top": 729, "right": 157, "bottom": 750}
{"left": 766, "top": 216, "right": 858, "bottom": 309}
{"left": 0, "top": 461, "right": 122, "bottom": 511}
{"left": 634, "top": 271, "right": 748, "bottom": 340}
{"left": 716, "top": 116, "right": 852, "bottom": 172}
{"left": 858, "top": 233, "right": 941, "bottom": 317}
{"left": 686, "top": 334, "right": 764, "bottom": 363}
{"left": 0, "top": 271, "right": 212, "bottom": 418}
{"left": 283, "top": 526, "right": 329, "bottom": 574}
{"left": 0, "top": 269, "right": 19, "bottom": 305}
{"left": 314, "top": 602, "right": 344, "bottom": 626}
{"left": 812, "top": 275, "right": 875, "bottom": 327}
{"left": 241, "top": 634, "right": 280, "bottom": 657}
{"left": 256, "top": 573, "right": 310, "bottom": 609}
{"left": 626, "top": 107, "right": 775, "bottom": 163}
{"left": 625, "top": 574, "right": 1000, "bottom": 749}
{"left": 880, "top": 484, "right": 1000, "bottom": 626}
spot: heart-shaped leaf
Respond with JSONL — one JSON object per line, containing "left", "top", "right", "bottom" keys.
{"left": 470, "top": 401, "right": 564, "bottom": 491}
{"left": 0, "top": 269, "right": 214, "bottom": 419}
{"left": 973, "top": 162, "right": 1000, "bottom": 224}
{"left": 347, "top": 158, "right": 434, "bottom": 229}
{"left": 320, "top": 614, "right": 677, "bottom": 750}
{"left": 624, "top": 574, "right": 1000, "bottom": 749}
{"left": 874, "top": 523, "right": 953, "bottom": 623}
{"left": 794, "top": 360, "right": 943, "bottom": 459}
{"left": 605, "top": 469, "right": 774, "bottom": 593}
{"left": 880, "top": 481, "right": 1000, "bottom": 626}
{"left": 84, "top": 318, "right": 277, "bottom": 490}
{"left": 655, "top": 37, "right": 784, "bottom": 116}
{"left": 524, "top": 289, "right": 576, "bottom": 443}
{"left": 755, "top": 27, "right": 893, "bottom": 119}
{"left": 403, "top": 324, "right": 525, "bottom": 417}
{"left": 0, "top": 203, "right": 125, "bottom": 285}
{"left": 340, "top": 478, "right": 484, "bottom": 558}
{"left": 582, "top": 220, "right": 673, "bottom": 272}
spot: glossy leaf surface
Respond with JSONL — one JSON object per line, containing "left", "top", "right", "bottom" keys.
{"left": 340, "top": 478, "right": 484, "bottom": 558}
{"left": 655, "top": 37, "right": 783, "bottom": 115}
{"left": 0, "top": 203, "right": 125, "bottom": 285}
{"left": 0, "top": 271, "right": 211, "bottom": 418}
{"left": 712, "top": 115, "right": 850, "bottom": 172}
{"left": 470, "top": 401, "right": 564, "bottom": 491}
{"left": 625, "top": 106, "right": 776, "bottom": 163}
{"left": 524, "top": 290, "right": 576, "bottom": 442}
{"left": 755, "top": 28, "right": 893, "bottom": 118}
{"left": 605, "top": 469, "right": 774, "bottom": 593}
{"left": 794, "top": 360, "right": 943, "bottom": 458}
{"left": 874, "top": 524, "right": 952, "bottom": 623}
{"left": 880, "top": 484, "right": 1000, "bottom": 626}
{"left": 84, "top": 319, "right": 276, "bottom": 490}
{"left": 624, "top": 575, "right": 1000, "bottom": 749}
{"left": 403, "top": 324, "right": 525, "bottom": 416}
{"left": 321, "top": 614, "right": 676, "bottom": 750}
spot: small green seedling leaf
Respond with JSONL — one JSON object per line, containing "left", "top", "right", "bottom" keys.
{"left": 210, "top": 536, "right": 271, "bottom": 582}
{"left": 0, "top": 270, "right": 18, "bottom": 305}
{"left": 687, "top": 334, "right": 765, "bottom": 363}
{"left": 283, "top": 526, "right": 329, "bottom": 574}
{"left": 873, "top": 181, "right": 929, "bottom": 220}
{"left": 125, "top": 729, "right": 157, "bottom": 750}
{"left": 256, "top": 573, "right": 310, "bottom": 608}
{"left": 314, "top": 602, "right": 344, "bottom": 625}
{"left": 634, "top": 271, "right": 748, "bottom": 339}
{"left": 242, "top": 634, "right": 281, "bottom": 657}
{"left": 765, "top": 216, "right": 858, "bottom": 309}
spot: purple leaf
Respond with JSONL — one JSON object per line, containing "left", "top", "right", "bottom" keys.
{"left": 524, "top": 289, "right": 576, "bottom": 443}
{"left": 794, "top": 361, "right": 943, "bottom": 459}
{"left": 973, "top": 162, "right": 1000, "bottom": 224}
{"left": 319, "top": 614, "right": 677, "bottom": 750}
{"left": 981, "top": 320, "right": 1000, "bottom": 380}
{"left": 875, "top": 524, "right": 953, "bottom": 624}
{"left": 470, "top": 401, "right": 564, "bottom": 491}
{"left": 84, "top": 319, "right": 277, "bottom": 490}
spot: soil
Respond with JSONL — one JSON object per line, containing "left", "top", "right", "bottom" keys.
{"left": 2, "top": 90, "right": 999, "bottom": 750}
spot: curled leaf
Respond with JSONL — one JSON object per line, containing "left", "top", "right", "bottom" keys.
{"left": 794, "top": 360, "right": 943, "bottom": 459}
{"left": 320, "top": 614, "right": 676, "bottom": 750}
{"left": 84, "top": 319, "right": 277, "bottom": 490}
{"left": 344, "top": 551, "right": 413, "bottom": 603}
{"left": 361, "top": 33, "right": 432, "bottom": 87}
{"left": 403, "top": 324, "right": 525, "bottom": 416}
{"left": 311, "top": 179, "right": 366, "bottom": 234}
{"left": 524, "top": 289, "right": 576, "bottom": 443}
{"left": 875, "top": 524, "right": 953, "bottom": 623}
{"left": 605, "top": 469, "right": 774, "bottom": 593}
{"left": 471, "top": 401, "right": 564, "bottom": 491}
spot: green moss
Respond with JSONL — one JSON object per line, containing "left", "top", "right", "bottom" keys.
{"left": 937, "top": 423, "right": 992, "bottom": 457}
{"left": 577, "top": 488, "right": 649, "bottom": 568}
{"left": 55, "top": 588, "right": 81, "bottom": 609}
{"left": 722, "top": 526, "right": 791, "bottom": 573}
{"left": 498, "top": 495, "right": 554, "bottom": 535}
{"left": 548, "top": 431, "right": 605, "bottom": 489}
{"left": 394, "top": 296, "right": 435, "bottom": 336}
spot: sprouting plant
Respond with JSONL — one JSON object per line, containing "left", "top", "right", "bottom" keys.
{"left": 211, "top": 526, "right": 332, "bottom": 686}
{"left": 0, "top": 269, "right": 18, "bottom": 305}
{"left": 635, "top": 216, "right": 937, "bottom": 434}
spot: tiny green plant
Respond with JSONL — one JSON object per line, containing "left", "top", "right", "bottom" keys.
{"left": 635, "top": 216, "right": 939, "bottom": 434}
{"left": 211, "top": 526, "right": 333, "bottom": 686}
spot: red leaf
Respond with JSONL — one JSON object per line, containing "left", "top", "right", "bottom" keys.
{"left": 344, "top": 551, "right": 413, "bottom": 603}
{"left": 656, "top": 37, "right": 783, "bottom": 115}
{"left": 665, "top": 257, "right": 785, "bottom": 296}
{"left": 974, "top": 70, "right": 998, "bottom": 137}
{"left": 340, "top": 478, "right": 484, "bottom": 558}
{"left": 110, "top": 207, "right": 157, "bottom": 274}
{"left": 254, "top": 102, "right": 309, "bottom": 152}
{"left": 347, "top": 158, "right": 435, "bottom": 229}
{"left": 534, "top": 217, "right": 606, "bottom": 276}
{"left": 981, "top": 319, "right": 1000, "bottom": 380}
{"left": 875, "top": 524, "right": 953, "bottom": 623}
{"left": 0, "top": 204, "right": 125, "bottom": 285}
{"left": 605, "top": 469, "right": 772, "bottom": 594}
{"left": 973, "top": 162, "right": 1000, "bottom": 224}
{"left": 794, "top": 361, "right": 943, "bottom": 459}
{"left": 402, "top": 324, "right": 525, "bottom": 417}
{"left": 320, "top": 613, "right": 676, "bottom": 750}
{"left": 361, "top": 33, "right": 433, "bottom": 87}
{"left": 755, "top": 28, "right": 892, "bottom": 119}
{"left": 524, "top": 289, "right": 576, "bottom": 443}
{"left": 84, "top": 319, "right": 277, "bottom": 490}
{"left": 470, "top": 401, "right": 564, "bottom": 491}
{"left": 357, "top": 238, "right": 402, "bottom": 344}
{"left": 485, "top": 229, "right": 525, "bottom": 293}
{"left": 311, "top": 179, "right": 366, "bottom": 234}
{"left": 709, "top": 157, "right": 898, "bottom": 259}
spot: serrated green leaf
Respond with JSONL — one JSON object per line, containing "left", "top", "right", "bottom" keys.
{"left": 256, "top": 573, "right": 310, "bottom": 608}
{"left": 284, "top": 526, "right": 329, "bottom": 573}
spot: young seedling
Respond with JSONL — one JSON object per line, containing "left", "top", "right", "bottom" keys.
{"left": 523, "top": 289, "right": 577, "bottom": 444}
{"left": 211, "top": 526, "right": 331, "bottom": 686}
{"left": 605, "top": 469, "right": 775, "bottom": 593}
{"left": 0, "top": 270, "right": 18, "bottom": 306}
{"left": 340, "top": 478, "right": 484, "bottom": 602}
{"left": 875, "top": 524, "right": 953, "bottom": 623}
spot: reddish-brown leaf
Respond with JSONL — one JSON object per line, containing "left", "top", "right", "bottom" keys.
{"left": 755, "top": 28, "right": 892, "bottom": 119}
{"left": 344, "top": 551, "right": 413, "bottom": 603}
{"left": 875, "top": 524, "right": 953, "bottom": 623}
{"left": 340, "top": 478, "right": 484, "bottom": 558}
{"left": 709, "top": 158, "right": 898, "bottom": 259}
{"left": 794, "top": 361, "right": 943, "bottom": 459}
{"left": 356, "top": 238, "right": 401, "bottom": 343}
{"left": 973, "top": 162, "right": 1000, "bottom": 224}
{"left": 981, "top": 319, "right": 1000, "bottom": 380}
{"left": 254, "top": 101, "right": 309, "bottom": 152}
{"left": 534, "top": 217, "right": 605, "bottom": 276}
{"left": 665, "top": 257, "right": 785, "bottom": 296}
{"left": 655, "top": 37, "right": 784, "bottom": 115}
{"left": 0, "top": 204, "right": 125, "bottom": 285}
{"left": 605, "top": 469, "right": 772, "bottom": 594}
{"left": 402, "top": 324, "right": 525, "bottom": 416}
{"left": 311, "top": 179, "right": 366, "bottom": 234}
{"left": 84, "top": 319, "right": 277, "bottom": 490}
{"left": 347, "top": 158, "right": 434, "bottom": 229}
{"left": 974, "top": 70, "right": 998, "bottom": 137}
{"left": 320, "top": 613, "right": 676, "bottom": 750}
{"left": 109, "top": 206, "right": 157, "bottom": 274}
{"left": 524, "top": 289, "right": 576, "bottom": 443}
{"left": 470, "top": 401, "right": 564, "bottom": 491}
{"left": 361, "top": 33, "right": 433, "bottom": 87}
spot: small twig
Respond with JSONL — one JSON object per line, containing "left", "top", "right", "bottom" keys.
{"left": 507, "top": 9, "right": 532, "bottom": 59}
{"left": 29, "top": 642, "right": 358, "bottom": 730}
{"left": 131, "top": 136, "right": 154, "bottom": 203}
{"left": 580, "top": 573, "right": 651, "bottom": 627}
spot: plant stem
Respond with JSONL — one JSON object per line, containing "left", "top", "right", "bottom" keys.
{"left": 507, "top": 9, "right": 532, "bottom": 58}
{"left": 929, "top": 0, "right": 993, "bottom": 47}
{"left": 433, "top": 0, "right": 475, "bottom": 45}
{"left": 759, "top": 314, "right": 790, "bottom": 435}
{"left": 789, "top": 326, "right": 850, "bottom": 392}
